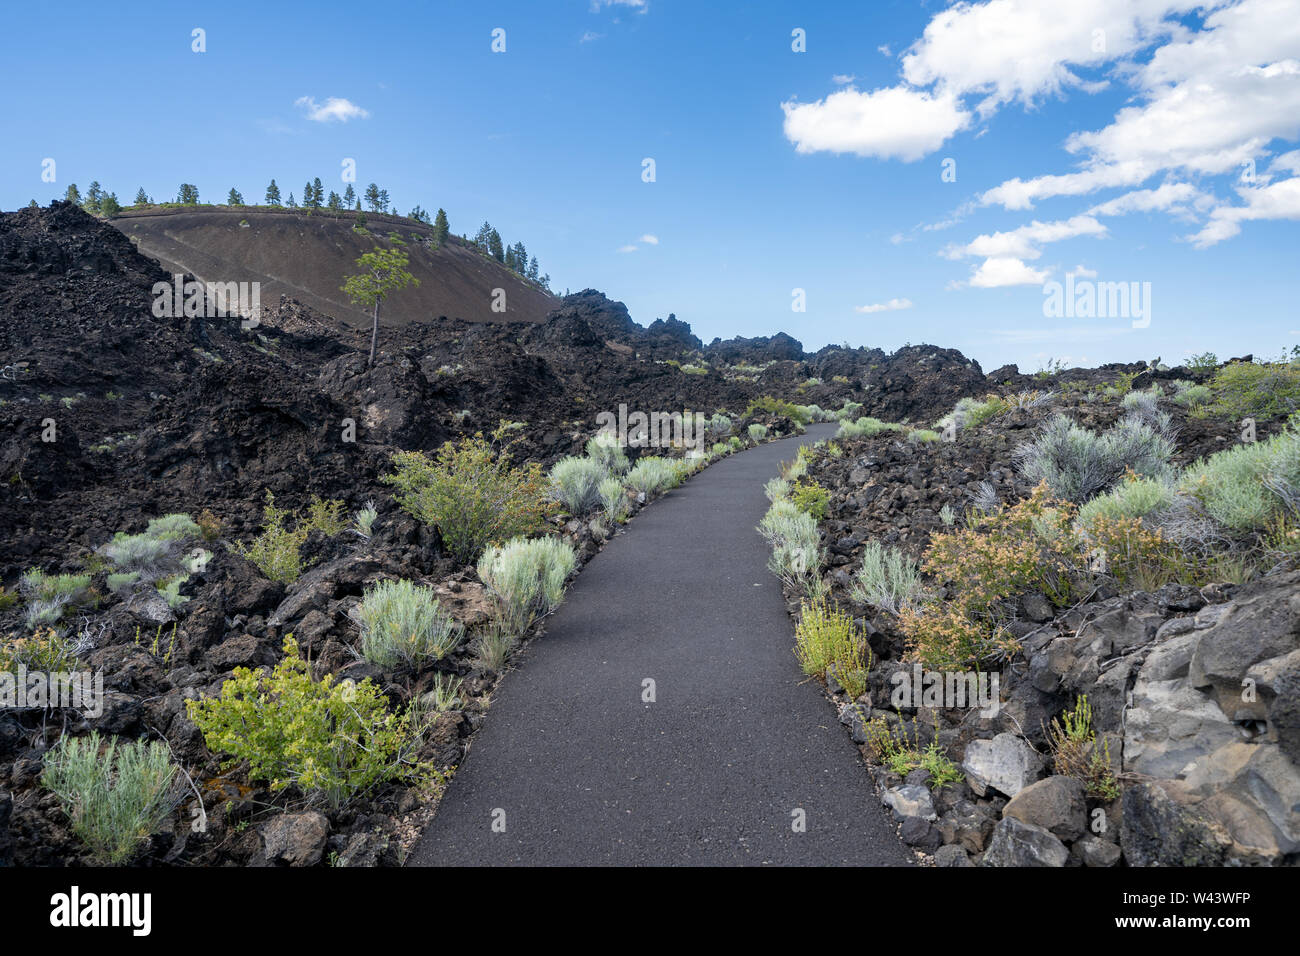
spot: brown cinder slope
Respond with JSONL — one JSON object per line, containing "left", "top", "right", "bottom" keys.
{"left": 109, "top": 206, "right": 556, "bottom": 327}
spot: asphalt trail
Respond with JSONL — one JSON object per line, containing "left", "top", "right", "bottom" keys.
{"left": 409, "top": 423, "right": 912, "bottom": 866}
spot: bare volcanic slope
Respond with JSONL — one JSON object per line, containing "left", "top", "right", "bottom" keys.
{"left": 109, "top": 206, "right": 556, "bottom": 327}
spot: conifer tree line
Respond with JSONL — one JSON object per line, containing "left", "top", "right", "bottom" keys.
{"left": 45, "top": 177, "right": 550, "bottom": 289}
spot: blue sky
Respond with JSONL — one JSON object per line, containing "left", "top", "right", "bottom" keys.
{"left": 2, "top": 0, "right": 1298, "bottom": 371}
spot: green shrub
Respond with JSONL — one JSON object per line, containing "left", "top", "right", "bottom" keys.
{"left": 233, "top": 491, "right": 345, "bottom": 583}
{"left": 155, "top": 575, "right": 189, "bottom": 610}
{"left": 790, "top": 479, "right": 830, "bottom": 519}
{"left": 764, "top": 477, "right": 790, "bottom": 502}
{"left": 1180, "top": 427, "right": 1300, "bottom": 533}
{"left": 836, "top": 416, "right": 902, "bottom": 440}
{"left": 1047, "top": 695, "right": 1120, "bottom": 800}
{"left": 1077, "top": 476, "right": 1176, "bottom": 530}
{"left": 585, "top": 433, "right": 630, "bottom": 474}
{"left": 187, "top": 636, "right": 416, "bottom": 808}
{"left": 708, "top": 413, "right": 733, "bottom": 436}
{"left": 849, "top": 542, "right": 924, "bottom": 613}
{"left": 358, "top": 579, "right": 462, "bottom": 668}
{"left": 1015, "top": 413, "right": 1174, "bottom": 503}
{"left": 471, "top": 627, "right": 516, "bottom": 673}
{"left": 863, "top": 719, "right": 963, "bottom": 789}
{"left": 937, "top": 395, "right": 1011, "bottom": 433}
{"left": 1, "top": 625, "right": 81, "bottom": 674}
{"left": 383, "top": 436, "right": 549, "bottom": 564}
{"left": 548, "top": 456, "right": 608, "bottom": 514}
{"left": 748, "top": 423, "right": 768, "bottom": 442}
{"left": 1202, "top": 361, "right": 1300, "bottom": 420}
{"left": 598, "top": 477, "right": 628, "bottom": 523}
{"left": 794, "top": 597, "right": 871, "bottom": 697}
{"left": 745, "top": 396, "right": 811, "bottom": 423}
{"left": 353, "top": 501, "right": 378, "bottom": 538}
{"left": 908, "top": 429, "right": 941, "bottom": 443}
{"left": 625, "top": 457, "right": 683, "bottom": 496}
{"left": 477, "top": 536, "right": 577, "bottom": 635}
{"left": 145, "top": 513, "right": 202, "bottom": 541}
{"left": 1171, "top": 383, "right": 1212, "bottom": 407}
{"left": 758, "top": 499, "right": 821, "bottom": 588}
{"left": 41, "top": 732, "right": 179, "bottom": 864}
{"left": 19, "top": 569, "right": 92, "bottom": 605}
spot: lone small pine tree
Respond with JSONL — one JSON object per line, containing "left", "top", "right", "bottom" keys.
{"left": 342, "top": 245, "right": 419, "bottom": 368}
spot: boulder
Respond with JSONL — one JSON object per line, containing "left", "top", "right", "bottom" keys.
{"left": 962, "top": 732, "right": 1044, "bottom": 798}
{"left": 1120, "top": 782, "right": 1229, "bottom": 867}
{"left": 257, "top": 811, "right": 329, "bottom": 867}
{"left": 1002, "top": 776, "right": 1087, "bottom": 842}
{"left": 980, "top": 817, "right": 1069, "bottom": 867}
{"left": 882, "top": 784, "right": 937, "bottom": 822}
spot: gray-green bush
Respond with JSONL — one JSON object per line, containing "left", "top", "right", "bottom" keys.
{"left": 358, "top": 578, "right": 462, "bottom": 668}
{"left": 477, "top": 536, "right": 577, "bottom": 635}
{"left": 41, "top": 732, "right": 179, "bottom": 865}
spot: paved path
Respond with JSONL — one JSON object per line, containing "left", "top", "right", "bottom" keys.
{"left": 408, "top": 424, "right": 912, "bottom": 866}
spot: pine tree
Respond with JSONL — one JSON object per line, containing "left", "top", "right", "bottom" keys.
{"left": 84, "top": 181, "right": 103, "bottom": 215}
{"left": 303, "top": 182, "right": 314, "bottom": 208}
{"left": 364, "top": 183, "right": 381, "bottom": 212}
{"left": 287, "top": 192, "right": 297, "bottom": 207}
{"left": 327, "top": 191, "right": 342, "bottom": 211}
{"left": 378, "top": 188, "right": 390, "bottom": 213}
{"left": 265, "top": 179, "right": 282, "bottom": 206}
{"left": 99, "top": 192, "right": 121, "bottom": 217}
{"left": 311, "top": 177, "right": 324, "bottom": 208}
{"left": 227, "top": 187, "right": 244, "bottom": 205}
{"left": 64, "top": 184, "right": 81, "bottom": 205}
{"left": 176, "top": 183, "right": 199, "bottom": 204}
{"left": 474, "top": 221, "right": 493, "bottom": 251}
{"left": 433, "top": 208, "right": 449, "bottom": 244}
{"left": 134, "top": 187, "right": 151, "bottom": 206}
{"left": 408, "top": 205, "right": 430, "bottom": 224}
{"left": 343, "top": 183, "right": 356, "bottom": 208}
{"left": 488, "top": 228, "right": 504, "bottom": 263}
{"left": 28, "top": 199, "right": 38, "bottom": 208}
{"left": 342, "top": 246, "right": 420, "bottom": 368}
{"left": 528, "top": 256, "right": 539, "bottom": 281}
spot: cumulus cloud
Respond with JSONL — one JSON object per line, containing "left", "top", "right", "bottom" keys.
{"left": 295, "top": 96, "right": 369, "bottom": 123}
{"left": 1086, "top": 182, "right": 1212, "bottom": 217}
{"left": 899, "top": 0, "right": 1195, "bottom": 115}
{"left": 968, "top": 257, "right": 1052, "bottom": 288}
{"left": 980, "top": 0, "right": 1300, "bottom": 212}
{"left": 781, "top": 86, "right": 969, "bottom": 161}
{"left": 639, "top": 234, "right": 659, "bottom": 244}
{"left": 855, "top": 298, "right": 914, "bottom": 314}
{"left": 1189, "top": 176, "right": 1300, "bottom": 246}
{"left": 1068, "top": 264, "right": 1099, "bottom": 278}
{"left": 944, "top": 216, "right": 1108, "bottom": 261}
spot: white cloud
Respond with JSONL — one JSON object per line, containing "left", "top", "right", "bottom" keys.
{"left": 945, "top": 215, "right": 1108, "bottom": 261}
{"left": 591, "top": 0, "right": 647, "bottom": 11}
{"left": 899, "top": 0, "right": 1197, "bottom": 115}
{"left": 294, "top": 96, "right": 369, "bottom": 123}
{"left": 617, "top": 244, "right": 639, "bottom": 253}
{"left": 1068, "top": 264, "right": 1099, "bottom": 278}
{"left": 781, "top": 86, "right": 970, "bottom": 161}
{"left": 1189, "top": 176, "right": 1300, "bottom": 246}
{"left": 969, "top": 257, "right": 1052, "bottom": 288}
{"left": 981, "top": 0, "right": 1300, "bottom": 209}
{"left": 1086, "top": 182, "right": 1212, "bottom": 217}
{"left": 639, "top": 234, "right": 659, "bottom": 244}
{"left": 832, "top": 74, "right": 856, "bottom": 85}
{"left": 580, "top": 31, "right": 603, "bottom": 43}
{"left": 877, "top": 45, "right": 892, "bottom": 57}
{"left": 980, "top": 161, "right": 1156, "bottom": 210}
{"left": 855, "top": 297, "right": 914, "bottom": 313}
